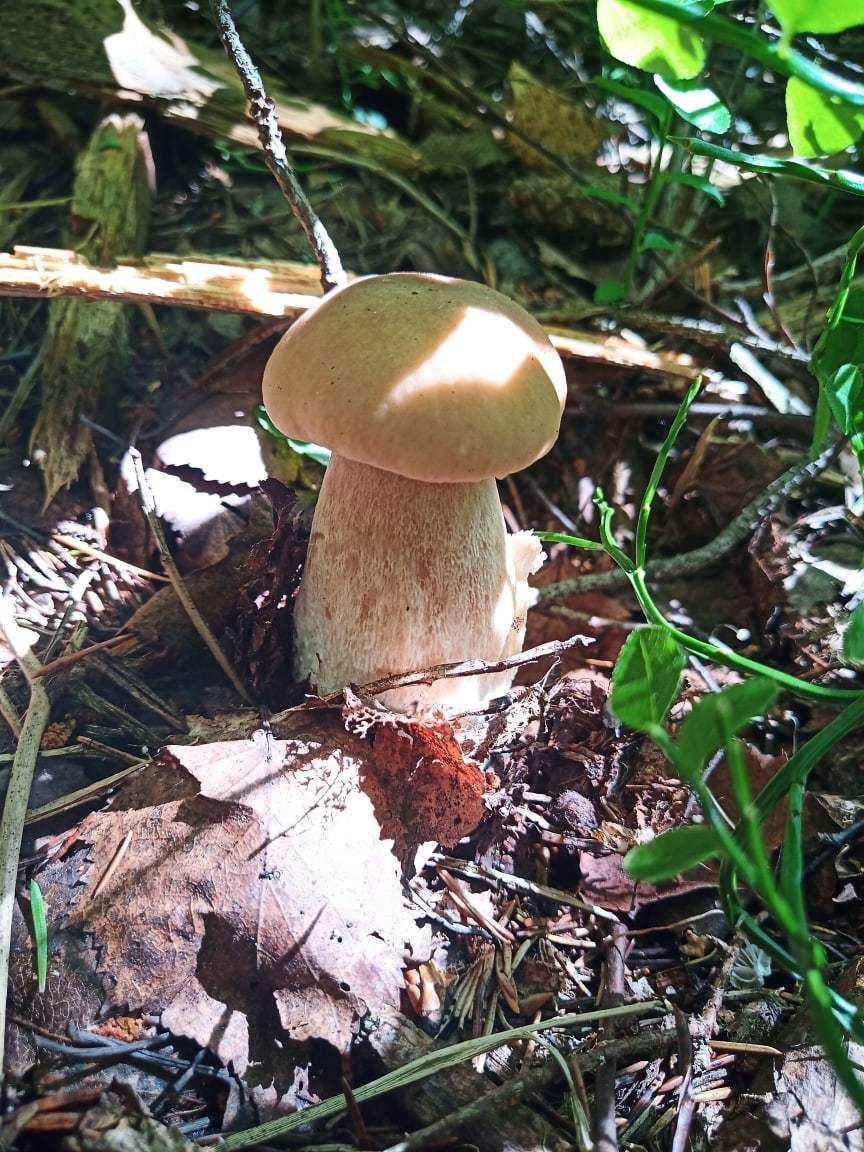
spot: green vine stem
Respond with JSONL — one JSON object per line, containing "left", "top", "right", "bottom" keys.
{"left": 537, "top": 376, "right": 863, "bottom": 703}
{"left": 624, "top": 104, "right": 673, "bottom": 295}
{"left": 623, "top": 0, "right": 864, "bottom": 107}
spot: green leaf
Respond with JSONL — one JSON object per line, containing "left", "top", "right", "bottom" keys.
{"left": 812, "top": 288, "right": 864, "bottom": 380}
{"left": 677, "top": 137, "right": 864, "bottom": 197}
{"left": 769, "top": 0, "right": 864, "bottom": 38}
{"left": 29, "top": 879, "right": 47, "bottom": 994}
{"left": 786, "top": 78, "right": 864, "bottom": 157}
{"left": 624, "top": 825, "right": 721, "bottom": 882}
{"left": 255, "top": 405, "right": 332, "bottom": 466}
{"left": 285, "top": 438, "right": 332, "bottom": 467}
{"left": 592, "top": 74, "right": 669, "bottom": 121}
{"left": 842, "top": 604, "right": 864, "bottom": 666}
{"left": 610, "top": 626, "right": 686, "bottom": 730}
{"left": 666, "top": 169, "right": 725, "bottom": 205}
{"left": 677, "top": 678, "right": 779, "bottom": 778}
{"left": 654, "top": 75, "right": 732, "bottom": 132}
{"left": 597, "top": 0, "right": 706, "bottom": 80}
{"left": 594, "top": 278, "right": 628, "bottom": 304}
{"left": 639, "top": 230, "right": 677, "bottom": 253}
{"left": 822, "top": 364, "right": 864, "bottom": 437}
{"left": 805, "top": 969, "right": 864, "bottom": 1118}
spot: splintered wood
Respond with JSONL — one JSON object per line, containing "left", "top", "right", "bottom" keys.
{"left": 0, "top": 247, "right": 704, "bottom": 381}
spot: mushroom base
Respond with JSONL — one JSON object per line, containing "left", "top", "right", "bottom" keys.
{"left": 293, "top": 455, "right": 543, "bottom": 712}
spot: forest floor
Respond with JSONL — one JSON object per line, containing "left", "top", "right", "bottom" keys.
{"left": 1, "top": 3, "right": 864, "bottom": 1150}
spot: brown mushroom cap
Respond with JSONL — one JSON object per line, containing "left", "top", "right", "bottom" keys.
{"left": 262, "top": 273, "right": 567, "bottom": 483}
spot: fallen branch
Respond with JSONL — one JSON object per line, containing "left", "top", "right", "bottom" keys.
{"left": 315, "top": 631, "right": 595, "bottom": 707}
{"left": 0, "top": 597, "right": 51, "bottom": 1081}
{"left": 210, "top": 0, "right": 345, "bottom": 293}
{"left": 535, "top": 441, "right": 839, "bottom": 605}
{"left": 594, "top": 921, "right": 629, "bottom": 1152}
{"left": 0, "top": 247, "right": 712, "bottom": 381}
{"left": 0, "top": 247, "right": 323, "bottom": 318}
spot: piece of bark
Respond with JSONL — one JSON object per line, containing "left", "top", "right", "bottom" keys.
{"left": 22, "top": 114, "right": 152, "bottom": 504}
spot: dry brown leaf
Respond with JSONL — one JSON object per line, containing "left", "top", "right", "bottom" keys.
{"left": 10, "top": 710, "right": 429, "bottom": 1110}
{"left": 344, "top": 691, "right": 487, "bottom": 862}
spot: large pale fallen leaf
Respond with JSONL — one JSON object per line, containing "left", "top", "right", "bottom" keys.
{"left": 9, "top": 710, "right": 432, "bottom": 1112}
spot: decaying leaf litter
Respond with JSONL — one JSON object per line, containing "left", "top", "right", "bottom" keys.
{"left": 1, "top": 1, "right": 864, "bottom": 1149}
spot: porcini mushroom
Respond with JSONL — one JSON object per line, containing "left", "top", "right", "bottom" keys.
{"left": 262, "top": 273, "right": 566, "bottom": 711}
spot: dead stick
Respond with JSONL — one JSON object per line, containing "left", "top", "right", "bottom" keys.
{"left": 0, "top": 596, "right": 51, "bottom": 1081}
{"left": 0, "top": 683, "right": 21, "bottom": 738}
{"left": 671, "top": 941, "right": 740, "bottom": 1152}
{"left": 30, "top": 634, "right": 130, "bottom": 680}
{"left": 129, "top": 449, "right": 252, "bottom": 704}
{"left": 594, "top": 921, "right": 628, "bottom": 1152}
{"left": 210, "top": 0, "right": 345, "bottom": 294}
{"left": 0, "top": 248, "right": 710, "bottom": 381}
{"left": 384, "top": 1029, "right": 677, "bottom": 1152}
{"left": 311, "top": 632, "right": 594, "bottom": 706}
{"left": 536, "top": 441, "right": 839, "bottom": 606}
{"left": 51, "top": 533, "right": 169, "bottom": 583}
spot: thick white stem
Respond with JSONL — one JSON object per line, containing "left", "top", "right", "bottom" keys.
{"left": 294, "top": 456, "right": 543, "bottom": 712}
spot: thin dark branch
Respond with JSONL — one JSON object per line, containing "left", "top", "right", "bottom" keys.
{"left": 210, "top": 0, "right": 346, "bottom": 294}
{"left": 536, "top": 440, "right": 839, "bottom": 606}
{"left": 671, "top": 941, "right": 740, "bottom": 1152}
{"left": 593, "top": 921, "right": 628, "bottom": 1152}
{"left": 383, "top": 1029, "right": 677, "bottom": 1152}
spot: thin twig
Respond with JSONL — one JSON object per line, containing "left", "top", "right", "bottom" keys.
{"left": 51, "top": 532, "right": 169, "bottom": 583}
{"left": 210, "top": 0, "right": 345, "bottom": 294}
{"left": 594, "top": 921, "right": 628, "bottom": 1152}
{"left": 577, "top": 398, "right": 814, "bottom": 430}
{"left": 25, "top": 763, "right": 145, "bottom": 826}
{"left": 536, "top": 441, "right": 839, "bottom": 606}
{"left": 128, "top": 449, "right": 253, "bottom": 704}
{"left": 0, "top": 596, "right": 51, "bottom": 1081}
{"left": 29, "top": 634, "right": 129, "bottom": 679}
{"left": 0, "top": 682, "right": 22, "bottom": 738}
{"left": 315, "top": 633, "right": 594, "bottom": 705}
{"left": 383, "top": 1030, "right": 678, "bottom": 1152}
{"left": 671, "top": 941, "right": 740, "bottom": 1152}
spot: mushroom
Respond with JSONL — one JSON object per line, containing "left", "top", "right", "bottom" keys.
{"left": 262, "top": 272, "right": 566, "bottom": 712}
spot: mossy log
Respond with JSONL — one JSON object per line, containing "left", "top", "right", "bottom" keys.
{"left": 18, "top": 114, "right": 152, "bottom": 505}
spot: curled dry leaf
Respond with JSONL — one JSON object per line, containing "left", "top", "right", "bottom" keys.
{"left": 9, "top": 710, "right": 429, "bottom": 1113}
{"left": 344, "top": 690, "right": 487, "bottom": 864}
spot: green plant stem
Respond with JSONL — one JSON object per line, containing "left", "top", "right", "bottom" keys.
{"left": 220, "top": 1000, "right": 662, "bottom": 1148}
{"left": 623, "top": 0, "right": 864, "bottom": 106}
{"left": 624, "top": 105, "right": 673, "bottom": 294}
{"left": 629, "top": 567, "right": 861, "bottom": 701}
{"left": 811, "top": 224, "right": 864, "bottom": 453}
{"left": 0, "top": 598, "right": 50, "bottom": 1082}
{"left": 595, "top": 489, "right": 636, "bottom": 572}
{"left": 636, "top": 376, "right": 702, "bottom": 567}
